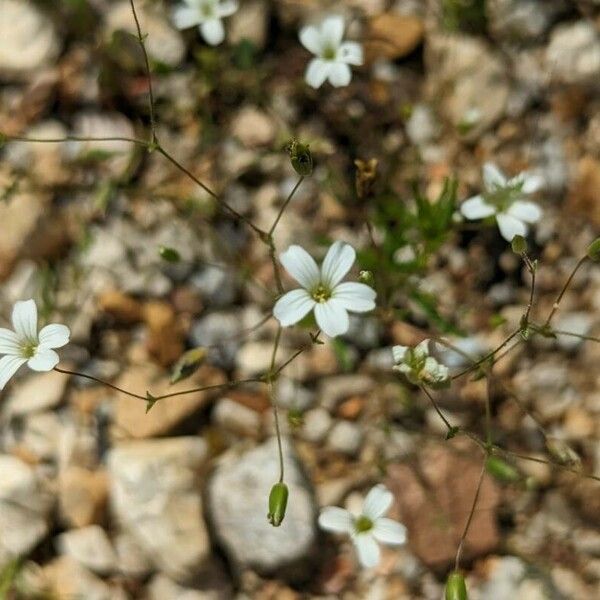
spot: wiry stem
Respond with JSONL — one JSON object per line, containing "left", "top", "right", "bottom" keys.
{"left": 544, "top": 255, "right": 588, "bottom": 326}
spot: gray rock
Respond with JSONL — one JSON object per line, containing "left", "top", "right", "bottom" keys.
{"left": 236, "top": 340, "right": 280, "bottom": 377}
{"left": 207, "top": 437, "right": 317, "bottom": 580}
{"left": 0, "top": 0, "right": 60, "bottom": 76}
{"left": 426, "top": 33, "right": 509, "bottom": 136}
{"left": 555, "top": 312, "right": 593, "bottom": 351}
{"left": 0, "top": 455, "right": 53, "bottom": 565}
{"left": 547, "top": 22, "right": 600, "bottom": 86}
{"left": 300, "top": 408, "right": 332, "bottom": 443}
{"left": 191, "top": 264, "right": 238, "bottom": 307}
{"left": 108, "top": 437, "right": 211, "bottom": 582}
{"left": 57, "top": 526, "right": 117, "bottom": 575}
{"left": 327, "top": 420, "right": 364, "bottom": 456}
{"left": 275, "top": 377, "right": 315, "bottom": 411}
{"left": 318, "top": 375, "right": 375, "bottom": 410}
{"left": 105, "top": 0, "right": 185, "bottom": 67}
{"left": 3, "top": 411, "right": 63, "bottom": 464}
{"left": 191, "top": 311, "right": 241, "bottom": 369}
{"left": 147, "top": 571, "right": 232, "bottom": 600}
{"left": 213, "top": 398, "right": 262, "bottom": 437}
{"left": 487, "top": 0, "right": 565, "bottom": 41}
{"left": 344, "top": 315, "right": 382, "bottom": 350}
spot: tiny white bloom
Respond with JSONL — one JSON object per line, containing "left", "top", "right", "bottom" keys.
{"left": 0, "top": 299, "right": 70, "bottom": 390}
{"left": 318, "top": 484, "right": 407, "bottom": 568}
{"left": 172, "top": 0, "right": 238, "bottom": 46}
{"left": 299, "top": 15, "right": 363, "bottom": 89}
{"left": 273, "top": 241, "right": 376, "bottom": 338}
{"left": 460, "top": 162, "right": 543, "bottom": 242}
{"left": 392, "top": 339, "right": 449, "bottom": 388}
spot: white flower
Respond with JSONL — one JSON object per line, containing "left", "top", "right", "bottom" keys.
{"left": 392, "top": 339, "right": 449, "bottom": 388}
{"left": 318, "top": 484, "right": 407, "bottom": 568}
{"left": 0, "top": 300, "right": 70, "bottom": 390}
{"left": 273, "top": 241, "right": 376, "bottom": 338}
{"left": 460, "top": 162, "right": 543, "bottom": 242}
{"left": 172, "top": 0, "right": 238, "bottom": 46}
{"left": 299, "top": 15, "right": 363, "bottom": 89}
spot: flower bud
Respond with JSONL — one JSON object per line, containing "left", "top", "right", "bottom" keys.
{"left": 267, "top": 482, "right": 289, "bottom": 527}
{"left": 546, "top": 438, "right": 581, "bottom": 468}
{"left": 287, "top": 139, "right": 313, "bottom": 176}
{"left": 158, "top": 246, "right": 181, "bottom": 263}
{"left": 170, "top": 347, "right": 207, "bottom": 384}
{"left": 358, "top": 270, "right": 374, "bottom": 287}
{"left": 445, "top": 571, "right": 468, "bottom": 600}
{"left": 511, "top": 235, "right": 527, "bottom": 255}
{"left": 587, "top": 238, "right": 600, "bottom": 262}
{"left": 485, "top": 456, "right": 520, "bottom": 483}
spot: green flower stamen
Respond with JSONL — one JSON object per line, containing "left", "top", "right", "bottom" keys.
{"left": 354, "top": 515, "right": 373, "bottom": 533}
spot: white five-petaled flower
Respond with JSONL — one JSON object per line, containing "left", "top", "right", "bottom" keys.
{"left": 0, "top": 300, "right": 70, "bottom": 390}
{"left": 460, "top": 162, "right": 543, "bottom": 242}
{"left": 318, "top": 484, "right": 407, "bottom": 568}
{"left": 172, "top": 0, "right": 238, "bottom": 46}
{"left": 273, "top": 241, "right": 376, "bottom": 338}
{"left": 392, "top": 339, "right": 449, "bottom": 388}
{"left": 299, "top": 15, "right": 363, "bottom": 89}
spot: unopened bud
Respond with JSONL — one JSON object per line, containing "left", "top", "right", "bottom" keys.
{"left": 158, "top": 246, "right": 181, "bottom": 263}
{"left": 287, "top": 139, "right": 313, "bottom": 176}
{"left": 485, "top": 456, "right": 520, "bottom": 483}
{"left": 511, "top": 235, "right": 527, "bottom": 255}
{"left": 358, "top": 270, "right": 374, "bottom": 287}
{"left": 587, "top": 238, "right": 600, "bottom": 262}
{"left": 170, "top": 347, "right": 207, "bottom": 384}
{"left": 267, "top": 482, "right": 289, "bottom": 527}
{"left": 445, "top": 571, "right": 468, "bottom": 600}
{"left": 546, "top": 438, "right": 581, "bottom": 468}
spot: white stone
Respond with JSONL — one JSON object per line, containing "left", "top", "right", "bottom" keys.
{"left": 57, "top": 526, "right": 117, "bottom": 574}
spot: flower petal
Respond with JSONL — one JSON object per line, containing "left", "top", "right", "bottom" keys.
{"left": 321, "top": 15, "right": 345, "bottom": 47}
{"left": 279, "top": 245, "right": 320, "bottom": 289}
{"left": 354, "top": 533, "right": 381, "bottom": 568}
{"left": 305, "top": 58, "right": 330, "bottom": 89}
{"left": 273, "top": 289, "right": 316, "bottom": 327}
{"left": 201, "top": 18, "right": 225, "bottom": 45}
{"left": 0, "top": 328, "right": 21, "bottom": 355}
{"left": 372, "top": 518, "right": 407, "bottom": 546}
{"left": 299, "top": 25, "right": 322, "bottom": 55}
{"left": 314, "top": 299, "right": 349, "bottom": 337}
{"left": 0, "top": 355, "right": 27, "bottom": 390}
{"left": 318, "top": 507, "right": 353, "bottom": 534}
{"left": 392, "top": 345, "right": 407, "bottom": 363}
{"left": 27, "top": 348, "right": 59, "bottom": 372}
{"left": 333, "top": 282, "right": 376, "bottom": 313}
{"left": 12, "top": 300, "right": 38, "bottom": 343}
{"left": 460, "top": 195, "right": 496, "bottom": 220}
{"left": 362, "top": 484, "right": 393, "bottom": 520}
{"left": 496, "top": 212, "right": 527, "bottom": 241}
{"left": 483, "top": 162, "right": 507, "bottom": 190}
{"left": 520, "top": 172, "right": 544, "bottom": 194}
{"left": 321, "top": 241, "right": 356, "bottom": 288}
{"left": 172, "top": 5, "right": 200, "bottom": 29}
{"left": 507, "top": 201, "right": 542, "bottom": 224}
{"left": 327, "top": 62, "right": 352, "bottom": 87}
{"left": 339, "top": 41, "right": 363, "bottom": 65}
{"left": 414, "top": 339, "right": 430, "bottom": 359}
{"left": 38, "top": 324, "right": 71, "bottom": 349}
{"left": 217, "top": 0, "right": 238, "bottom": 17}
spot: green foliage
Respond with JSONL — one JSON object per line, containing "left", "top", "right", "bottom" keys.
{"left": 442, "top": 0, "right": 487, "bottom": 33}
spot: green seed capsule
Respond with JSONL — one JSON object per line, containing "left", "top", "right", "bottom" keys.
{"left": 485, "top": 456, "right": 520, "bottom": 483}
{"left": 158, "top": 246, "right": 181, "bottom": 263}
{"left": 445, "top": 571, "right": 468, "bottom": 600}
{"left": 267, "top": 482, "right": 289, "bottom": 527}
{"left": 587, "top": 238, "right": 600, "bottom": 262}
{"left": 287, "top": 139, "right": 313, "bottom": 176}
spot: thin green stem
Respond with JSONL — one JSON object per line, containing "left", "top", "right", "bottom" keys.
{"left": 269, "top": 326, "right": 285, "bottom": 482}
{"left": 268, "top": 176, "right": 304, "bottom": 236}
{"left": 54, "top": 366, "right": 147, "bottom": 400}
{"left": 544, "top": 255, "right": 588, "bottom": 326}
{"left": 421, "top": 385, "right": 454, "bottom": 431}
{"left": 128, "top": 0, "right": 158, "bottom": 144}
{"left": 6, "top": 135, "right": 148, "bottom": 145}
{"left": 454, "top": 461, "right": 486, "bottom": 571}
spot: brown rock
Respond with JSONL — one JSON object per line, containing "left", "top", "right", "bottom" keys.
{"left": 568, "top": 156, "right": 600, "bottom": 228}
{"left": 113, "top": 364, "right": 225, "bottom": 439}
{"left": 58, "top": 467, "right": 109, "bottom": 528}
{"left": 143, "top": 301, "right": 185, "bottom": 367}
{"left": 386, "top": 442, "right": 500, "bottom": 568}
{"left": 99, "top": 290, "right": 144, "bottom": 323}
{"left": 365, "top": 14, "right": 424, "bottom": 62}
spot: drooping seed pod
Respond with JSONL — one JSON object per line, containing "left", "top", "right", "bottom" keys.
{"left": 267, "top": 482, "right": 289, "bottom": 527}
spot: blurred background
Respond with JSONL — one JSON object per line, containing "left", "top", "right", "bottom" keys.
{"left": 1, "top": 0, "right": 600, "bottom": 598}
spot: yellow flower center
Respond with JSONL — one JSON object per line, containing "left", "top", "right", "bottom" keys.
{"left": 311, "top": 284, "right": 331, "bottom": 303}
{"left": 354, "top": 515, "right": 373, "bottom": 533}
